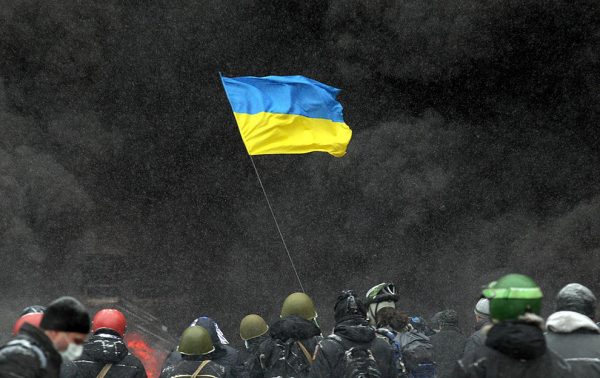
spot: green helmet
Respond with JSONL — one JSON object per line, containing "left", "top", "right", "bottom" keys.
{"left": 177, "top": 326, "right": 215, "bottom": 355}
{"left": 281, "top": 292, "right": 317, "bottom": 320}
{"left": 482, "top": 274, "right": 543, "bottom": 322}
{"left": 240, "top": 314, "right": 269, "bottom": 341}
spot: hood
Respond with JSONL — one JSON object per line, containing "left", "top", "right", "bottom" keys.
{"left": 485, "top": 314, "right": 546, "bottom": 360}
{"left": 270, "top": 315, "right": 321, "bottom": 341}
{"left": 82, "top": 333, "right": 129, "bottom": 363}
{"left": 191, "top": 316, "right": 229, "bottom": 345}
{"left": 334, "top": 318, "right": 375, "bottom": 343}
{"left": 546, "top": 310, "right": 600, "bottom": 333}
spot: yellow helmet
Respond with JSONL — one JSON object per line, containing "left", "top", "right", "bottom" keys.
{"left": 280, "top": 292, "right": 317, "bottom": 320}
{"left": 240, "top": 314, "right": 269, "bottom": 341}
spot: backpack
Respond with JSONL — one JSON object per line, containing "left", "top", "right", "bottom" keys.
{"left": 397, "top": 331, "right": 436, "bottom": 378}
{"left": 327, "top": 335, "right": 382, "bottom": 378}
{"left": 376, "top": 328, "right": 406, "bottom": 376}
{"left": 259, "top": 338, "right": 313, "bottom": 377}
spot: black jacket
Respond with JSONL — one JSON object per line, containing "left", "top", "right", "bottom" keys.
{"left": 545, "top": 310, "right": 600, "bottom": 377}
{"left": 463, "top": 320, "right": 491, "bottom": 358}
{"left": 258, "top": 315, "right": 322, "bottom": 378}
{"left": 230, "top": 335, "right": 268, "bottom": 378}
{"left": 309, "top": 317, "right": 395, "bottom": 378}
{"left": 451, "top": 316, "right": 571, "bottom": 378}
{"left": 167, "top": 356, "right": 226, "bottom": 378}
{"left": 70, "top": 332, "right": 147, "bottom": 378}
{"left": 160, "top": 343, "right": 239, "bottom": 377}
{"left": 0, "top": 323, "right": 63, "bottom": 378}
{"left": 430, "top": 325, "right": 467, "bottom": 378}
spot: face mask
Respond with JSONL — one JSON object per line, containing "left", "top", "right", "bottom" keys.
{"left": 60, "top": 343, "right": 83, "bottom": 361}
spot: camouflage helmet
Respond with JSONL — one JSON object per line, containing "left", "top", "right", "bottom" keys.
{"left": 240, "top": 314, "right": 269, "bottom": 341}
{"left": 482, "top": 274, "right": 543, "bottom": 322}
{"left": 177, "top": 326, "right": 215, "bottom": 355}
{"left": 280, "top": 292, "right": 317, "bottom": 320}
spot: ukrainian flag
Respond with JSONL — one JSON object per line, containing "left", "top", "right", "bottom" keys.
{"left": 221, "top": 75, "right": 352, "bottom": 157}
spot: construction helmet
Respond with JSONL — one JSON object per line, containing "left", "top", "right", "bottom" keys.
{"left": 483, "top": 274, "right": 543, "bottom": 322}
{"left": 281, "top": 292, "right": 317, "bottom": 320}
{"left": 178, "top": 326, "right": 215, "bottom": 355}
{"left": 92, "top": 309, "right": 127, "bottom": 337}
{"left": 12, "top": 313, "right": 44, "bottom": 335}
{"left": 240, "top": 314, "right": 269, "bottom": 341}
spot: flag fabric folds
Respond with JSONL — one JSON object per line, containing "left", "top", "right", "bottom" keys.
{"left": 220, "top": 75, "right": 352, "bottom": 157}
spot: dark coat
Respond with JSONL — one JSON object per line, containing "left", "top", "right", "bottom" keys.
{"left": 230, "top": 335, "right": 268, "bottom": 378}
{"left": 0, "top": 323, "right": 63, "bottom": 378}
{"left": 463, "top": 320, "right": 491, "bottom": 358}
{"left": 69, "top": 332, "right": 147, "bottom": 378}
{"left": 160, "top": 344, "right": 239, "bottom": 377}
{"left": 451, "top": 316, "right": 571, "bottom": 378}
{"left": 545, "top": 310, "right": 600, "bottom": 377}
{"left": 167, "top": 356, "right": 226, "bottom": 378}
{"left": 257, "top": 315, "right": 322, "bottom": 378}
{"left": 430, "top": 325, "right": 467, "bottom": 378}
{"left": 309, "top": 317, "right": 395, "bottom": 378}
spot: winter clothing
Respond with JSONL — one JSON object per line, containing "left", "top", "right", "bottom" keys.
{"left": 474, "top": 299, "right": 490, "bottom": 319}
{"left": 69, "top": 332, "right": 146, "bottom": 378}
{"left": 167, "top": 355, "right": 226, "bottom": 378}
{"left": 160, "top": 317, "right": 239, "bottom": 375}
{"left": 462, "top": 319, "right": 491, "bottom": 357}
{"left": 546, "top": 310, "right": 600, "bottom": 376}
{"left": 451, "top": 314, "right": 571, "bottom": 377}
{"left": 257, "top": 315, "right": 322, "bottom": 378}
{"left": 0, "top": 323, "right": 63, "bottom": 378}
{"left": 430, "top": 324, "right": 466, "bottom": 378}
{"left": 310, "top": 317, "right": 395, "bottom": 378}
{"left": 555, "top": 283, "right": 597, "bottom": 319}
{"left": 230, "top": 334, "right": 268, "bottom": 378}
{"left": 40, "top": 297, "right": 90, "bottom": 334}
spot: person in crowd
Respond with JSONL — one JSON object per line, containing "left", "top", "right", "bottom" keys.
{"left": 365, "top": 283, "right": 398, "bottom": 326}
{"left": 310, "top": 290, "right": 395, "bottom": 378}
{"left": 64, "top": 308, "right": 146, "bottom": 378}
{"left": 377, "top": 307, "right": 436, "bottom": 378}
{"left": 451, "top": 274, "right": 571, "bottom": 378}
{"left": 161, "top": 315, "right": 239, "bottom": 373}
{"left": 545, "top": 283, "right": 600, "bottom": 376}
{"left": 257, "top": 292, "right": 322, "bottom": 377}
{"left": 0, "top": 297, "right": 90, "bottom": 378}
{"left": 463, "top": 298, "right": 492, "bottom": 357}
{"left": 163, "top": 326, "right": 227, "bottom": 378}
{"left": 232, "top": 314, "right": 269, "bottom": 378}
{"left": 429, "top": 309, "right": 466, "bottom": 378}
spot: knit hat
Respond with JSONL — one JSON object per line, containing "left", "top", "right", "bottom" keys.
{"left": 475, "top": 298, "right": 490, "bottom": 318}
{"left": 334, "top": 290, "right": 366, "bottom": 323}
{"left": 40, "top": 297, "right": 90, "bottom": 334}
{"left": 556, "top": 283, "right": 597, "bottom": 319}
{"left": 435, "top": 309, "right": 459, "bottom": 328}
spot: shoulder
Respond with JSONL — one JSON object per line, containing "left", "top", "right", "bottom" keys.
{"left": 0, "top": 337, "right": 47, "bottom": 368}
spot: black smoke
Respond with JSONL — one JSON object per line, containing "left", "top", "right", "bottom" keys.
{"left": 1, "top": 0, "right": 599, "bottom": 342}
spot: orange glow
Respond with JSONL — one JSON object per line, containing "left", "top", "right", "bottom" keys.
{"left": 126, "top": 332, "right": 168, "bottom": 378}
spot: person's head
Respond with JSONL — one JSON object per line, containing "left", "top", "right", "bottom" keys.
{"left": 555, "top": 283, "right": 597, "bottom": 320}
{"left": 178, "top": 326, "right": 215, "bottom": 356}
{"left": 191, "top": 316, "right": 229, "bottom": 345}
{"left": 365, "top": 282, "right": 398, "bottom": 325}
{"left": 432, "top": 309, "right": 458, "bottom": 331}
{"left": 40, "top": 297, "right": 90, "bottom": 360}
{"left": 334, "top": 290, "right": 366, "bottom": 323}
{"left": 474, "top": 298, "right": 491, "bottom": 323}
{"left": 482, "top": 274, "right": 543, "bottom": 322}
{"left": 280, "top": 292, "right": 318, "bottom": 321}
{"left": 12, "top": 312, "right": 44, "bottom": 335}
{"left": 20, "top": 305, "right": 46, "bottom": 316}
{"left": 239, "top": 314, "right": 269, "bottom": 344}
{"left": 376, "top": 307, "right": 409, "bottom": 332}
{"left": 92, "top": 309, "right": 127, "bottom": 337}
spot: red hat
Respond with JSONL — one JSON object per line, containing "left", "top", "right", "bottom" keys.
{"left": 13, "top": 313, "right": 44, "bottom": 335}
{"left": 92, "top": 309, "right": 127, "bottom": 337}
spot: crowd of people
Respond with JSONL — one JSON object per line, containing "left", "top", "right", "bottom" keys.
{"left": 1, "top": 273, "right": 599, "bottom": 377}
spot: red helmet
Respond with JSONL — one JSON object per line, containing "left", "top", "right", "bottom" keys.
{"left": 92, "top": 309, "right": 127, "bottom": 337}
{"left": 13, "top": 313, "right": 44, "bottom": 335}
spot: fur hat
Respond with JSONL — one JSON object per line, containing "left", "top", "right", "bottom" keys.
{"left": 40, "top": 297, "right": 90, "bottom": 334}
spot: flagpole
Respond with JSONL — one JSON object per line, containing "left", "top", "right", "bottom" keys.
{"left": 247, "top": 154, "right": 306, "bottom": 293}
{"left": 219, "top": 72, "right": 306, "bottom": 293}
